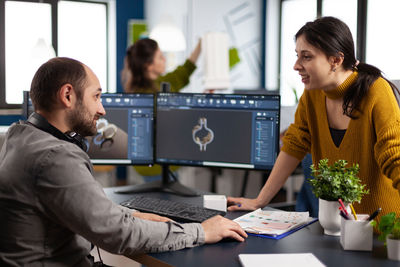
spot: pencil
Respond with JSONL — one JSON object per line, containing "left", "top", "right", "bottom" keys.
{"left": 349, "top": 204, "right": 358, "bottom": 220}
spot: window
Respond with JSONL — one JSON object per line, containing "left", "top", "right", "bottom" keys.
{"left": 366, "top": 0, "right": 400, "bottom": 80}
{"left": 322, "top": 0, "right": 358, "bottom": 50}
{"left": 58, "top": 1, "right": 107, "bottom": 91}
{"left": 269, "top": 0, "right": 362, "bottom": 107}
{"left": 5, "top": 1, "right": 53, "bottom": 105}
{"left": 0, "top": 0, "right": 113, "bottom": 108}
{"left": 279, "top": 0, "right": 316, "bottom": 106}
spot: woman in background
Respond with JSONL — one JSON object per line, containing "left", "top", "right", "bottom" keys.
{"left": 228, "top": 16, "right": 400, "bottom": 222}
{"left": 122, "top": 38, "right": 201, "bottom": 93}
{"left": 121, "top": 38, "right": 201, "bottom": 180}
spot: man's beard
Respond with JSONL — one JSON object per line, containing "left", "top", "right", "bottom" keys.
{"left": 66, "top": 100, "right": 97, "bottom": 137}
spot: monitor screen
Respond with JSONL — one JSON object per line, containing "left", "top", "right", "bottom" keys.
{"left": 155, "top": 93, "right": 280, "bottom": 170}
{"left": 23, "top": 92, "right": 154, "bottom": 165}
{"left": 87, "top": 93, "right": 154, "bottom": 165}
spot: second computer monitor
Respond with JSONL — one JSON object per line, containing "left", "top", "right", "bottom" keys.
{"left": 87, "top": 93, "right": 154, "bottom": 165}
{"left": 156, "top": 93, "right": 280, "bottom": 170}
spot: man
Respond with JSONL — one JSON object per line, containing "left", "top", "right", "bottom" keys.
{"left": 0, "top": 57, "right": 247, "bottom": 266}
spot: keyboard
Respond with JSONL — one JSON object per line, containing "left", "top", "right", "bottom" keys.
{"left": 120, "top": 195, "right": 226, "bottom": 223}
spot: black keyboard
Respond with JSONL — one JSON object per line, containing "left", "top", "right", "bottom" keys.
{"left": 120, "top": 195, "right": 226, "bottom": 223}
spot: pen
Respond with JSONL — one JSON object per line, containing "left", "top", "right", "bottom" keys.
{"left": 338, "top": 199, "right": 349, "bottom": 216}
{"left": 367, "top": 207, "right": 382, "bottom": 221}
{"left": 349, "top": 203, "right": 358, "bottom": 220}
{"left": 339, "top": 210, "right": 349, "bottom": 220}
{"left": 338, "top": 206, "right": 345, "bottom": 214}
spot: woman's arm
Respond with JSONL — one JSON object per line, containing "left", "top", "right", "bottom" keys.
{"left": 227, "top": 151, "right": 301, "bottom": 211}
{"left": 188, "top": 39, "right": 201, "bottom": 64}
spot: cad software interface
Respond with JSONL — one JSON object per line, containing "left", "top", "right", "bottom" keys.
{"left": 86, "top": 93, "right": 154, "bottom": 165}
{"left": 156, "top": 93, "right": 280, "bottom": 170}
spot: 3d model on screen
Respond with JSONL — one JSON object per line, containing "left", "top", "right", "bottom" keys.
{"left": 86, "top": 117, "right": 128, "bottom": 159}
{"left": 93, "top": 118, "right": 118, "bottom": 149}
{"left": 192, "top": 117, "right": 214, "bottom": 151}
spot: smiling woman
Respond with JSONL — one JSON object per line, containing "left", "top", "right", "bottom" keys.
{"left": 228, "top": 16, "right": 400, "bottom": 226}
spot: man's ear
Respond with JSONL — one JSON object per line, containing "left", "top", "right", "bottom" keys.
{"left": 58, "top": 83, "right": 75, "bottom": 108}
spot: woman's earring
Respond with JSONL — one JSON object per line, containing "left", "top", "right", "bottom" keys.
{"left": 332, "top": 68, "right": 336, "bottom": 72}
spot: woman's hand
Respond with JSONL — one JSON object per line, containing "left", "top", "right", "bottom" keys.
{"left": 132, "top": 211, "right": 171, "bottom": 222}
{"left": 227, "top": 197, "right": 260, "bottom": 211}
{"left": 188, "top": 39, "right": 202, "bottom": 64}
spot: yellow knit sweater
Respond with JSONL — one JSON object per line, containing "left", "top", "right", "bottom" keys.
{"left": 282, "top": 72, "right": 400, "bottom": 220}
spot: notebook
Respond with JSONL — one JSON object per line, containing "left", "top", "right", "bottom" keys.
{"left": 234, "top": 209, "right": 317, "bottom": 239}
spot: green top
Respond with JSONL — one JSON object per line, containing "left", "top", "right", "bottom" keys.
{"left": 134, "top": 59, "right": 196, "bottom": 93}
{"left": 135, "top": 59, "right": 196, "bottom": 177}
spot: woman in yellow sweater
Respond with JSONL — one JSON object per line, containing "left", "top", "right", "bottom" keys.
{"left": 228, "top": 16, "right": 400, "bottom": 221}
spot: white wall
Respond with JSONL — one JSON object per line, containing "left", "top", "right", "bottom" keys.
{"left": 145, "top": 0, "right": 263, "bottom": 92}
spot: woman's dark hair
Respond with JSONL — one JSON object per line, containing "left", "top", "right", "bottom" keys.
{"left": 295, "top": 16, "right": 398, "bottom": 118}
{"left": 30, "top": 57, "right": 87, "bottom": 112}
{"left": 123, "top": 38, "right": 158, "bottom": 93}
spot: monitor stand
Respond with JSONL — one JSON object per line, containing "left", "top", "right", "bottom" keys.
{"left": 114, "top": 165, "right": 200, "bottom": 196}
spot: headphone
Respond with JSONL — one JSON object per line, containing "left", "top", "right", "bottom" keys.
{"left": 26, "top": 112, "right": 88, "bottom": 152}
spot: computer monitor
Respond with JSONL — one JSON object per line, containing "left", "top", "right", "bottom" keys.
{"left": 87, "top": 93, "right": 154, "bottom": 165}
{"left": 22, "top": 92, "right": 154, "bottom": 165}
{"left": 156, "top": 93, "right": 280, "bottom": 170}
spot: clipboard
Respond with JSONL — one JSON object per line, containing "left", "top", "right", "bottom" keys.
{"left": 247, "top": 217, "right": 318, "bottom": 240}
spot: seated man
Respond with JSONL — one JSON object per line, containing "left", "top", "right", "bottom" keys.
{"left": 0, "top": 57, "right": 247, "bottom": 266}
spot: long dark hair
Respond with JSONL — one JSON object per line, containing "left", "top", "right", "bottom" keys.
{"left": 295, "top": 16, "right": 398, "bottom": 118}
{"left": 123, "top": 38, "right": 158, "bottom": 93}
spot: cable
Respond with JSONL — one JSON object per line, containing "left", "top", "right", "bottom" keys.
{"left": 96, "top": 246, "right": 104, "bottom": 264}
{"left": 169, "top": 169, "right": 178, "bottom": 182}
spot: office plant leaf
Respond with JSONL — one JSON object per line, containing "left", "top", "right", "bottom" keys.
{"left": 376, "top": 212, "right": 400, "bottom": 242}
{"left": 308, "top": 159, "right": 369, "bottom": 202}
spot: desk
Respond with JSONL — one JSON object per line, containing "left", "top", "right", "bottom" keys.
{"left": 105, "top": 186, "right": 398, "bottom": 267}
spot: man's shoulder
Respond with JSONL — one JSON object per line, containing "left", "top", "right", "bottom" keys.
{"left": 8, "top": 123, "right": 88, "bottom": 160}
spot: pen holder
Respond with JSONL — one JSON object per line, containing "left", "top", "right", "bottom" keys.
{"left": 340, "top": 215, "right": 373, "bottom": 251}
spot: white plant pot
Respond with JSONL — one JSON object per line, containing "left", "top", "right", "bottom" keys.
{"left": 387, "top": 234, "right": 400, "bottom": 261}
{"left": 318, "top": 198, "right": 348, "bottom": 236}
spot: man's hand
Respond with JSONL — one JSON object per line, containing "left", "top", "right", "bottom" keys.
{"left": 201, "top": 215, "right": 247, "bottom": 243}
{"left": 227, "top": 197, "right": 259, "bottom": 211}
{"left": 132, "top": 211, "right": 171, "bottom": 222}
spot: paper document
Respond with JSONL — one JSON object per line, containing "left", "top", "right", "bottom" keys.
{"left": 239, "top": 253, "right": 326, "bottom": 267}
{"left": 234, "top": 209, "right": 311, "bottom": 236}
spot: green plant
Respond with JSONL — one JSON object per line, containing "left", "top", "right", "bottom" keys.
{"left": 372, "top": 212, "right": 400, "bottom": 242}
{"left": 309, "top": 159, "right": 369, "bottom": 202}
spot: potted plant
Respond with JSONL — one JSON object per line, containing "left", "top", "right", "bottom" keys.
{"left": 373, "top": 212, "right": 400, "bottom": 261}
{"left": 309, "top": 159, "right": 369, "bottom": 236}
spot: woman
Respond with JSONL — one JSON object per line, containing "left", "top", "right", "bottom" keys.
{"left": 121, "top": 38, "right": 201, "bottom": 179}
{"left": 121, "top": 38, "right": 201, "bottom": 93}
{"left": 228, "top": 17, "right": 400, "bottom": 221}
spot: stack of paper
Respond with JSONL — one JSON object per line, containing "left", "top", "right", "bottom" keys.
{"left": 239, "top": 253, "right": 326, "bottom": 267}
{"left": 234, "top": 209, "right": 314, "bottom": 237}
